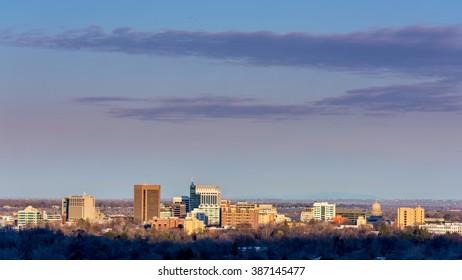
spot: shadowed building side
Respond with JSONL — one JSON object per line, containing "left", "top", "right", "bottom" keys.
{"left": 134, "top": 184, "right": 161, "bottom": 225}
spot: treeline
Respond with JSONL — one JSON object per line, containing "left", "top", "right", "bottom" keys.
{"left": 1, "top": 224, "right": 462, "bottom": 260}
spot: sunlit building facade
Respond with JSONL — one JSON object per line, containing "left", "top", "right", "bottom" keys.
{"left": 134, "top": 184, "right": 161, "bottom": 224}
{"left": 397, "top": 206, "right": 425, "bottom": 228}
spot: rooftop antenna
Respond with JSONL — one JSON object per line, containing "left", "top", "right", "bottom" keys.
{"left": 191, "top": 177, "right": 194, "bottom": 183}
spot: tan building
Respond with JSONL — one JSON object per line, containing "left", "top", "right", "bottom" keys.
{"left": 151, "top": 216, "right": 205, "bottom": 235}
{"left": 183, "top": 217, "right": 205, "bottom": 234}
{"left": 221, "top": 201, "right": 259, "bottom": 229}
{"left": 134, "top": 184, "right": 161, "bottom": 224}
{"left": 397, "top": 206, "right": 425, "bottom": 228}
{"left": 258, "top": 204, "right": 277, "bottom": 224}
{"left": 62, "top": 194, "right": 103, "bottom": 223}
{"left": 300, "top": 208, "right": 314, "bottom": 222}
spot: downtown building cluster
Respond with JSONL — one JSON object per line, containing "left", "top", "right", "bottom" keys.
{"left": 2, "top": 182, "right": 462, "bottom": 236}
{"left": 132, "top": 181, "right": 290, "bottom": 233}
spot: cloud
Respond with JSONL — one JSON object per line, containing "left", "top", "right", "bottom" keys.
{"left": 2, "top": 25, "right": 462, "bottom": 76}
{"left": 71, "top": 82, "right": 462, "bottom": 122}
{"left": 4, "top": 25, "right": 462, "bottom": 120}
{"left": 315, "top": 80, "right": 462, "bottom": 113}
{"left": 72, "top": 95, "right": 317, "bottom": 121}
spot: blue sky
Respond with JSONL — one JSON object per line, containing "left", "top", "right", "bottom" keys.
{"left": 1, "top": 1, "right": 462, "bottom": 199}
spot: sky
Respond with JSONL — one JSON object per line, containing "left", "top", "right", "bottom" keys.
{"left": 1, "top": 1, "right": 462, "bottom": 200}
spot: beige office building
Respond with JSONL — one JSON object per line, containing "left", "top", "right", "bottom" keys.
{"left": 258, "top": 204, "right": 277, "bottom": 224}
{"left": 397, "top": 206, "right": 425, "bottom": 228}
{"left": 62, "top": 194, "right": 103, "bottom": 222}
{"left": 134, "top": 184, "right": 161, "bottom": 224}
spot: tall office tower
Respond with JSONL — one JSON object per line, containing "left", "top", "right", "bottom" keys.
{"left": 62, "top": 193, "right": 103, "bottom": 223}
{"left": 196, "top": 185, "right": 221, "bottom": 226}
{"left": 134, "top": 184, "right": 161, "bottom": 225}
{"left": 189, "top": 180, "right": 200, "bottom": 212}
{"left": 397, "top": 206, "right": 425, "bottom": 228}
{"left": 313, "top": 202, "right": 336, "bottom": 221}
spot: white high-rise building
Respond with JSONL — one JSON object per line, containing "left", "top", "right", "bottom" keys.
{"left": 196, "top": 186, "right": 221, "bottom": 226}
{"left": 313, "top": 202, "right": 336, "bottom": 221}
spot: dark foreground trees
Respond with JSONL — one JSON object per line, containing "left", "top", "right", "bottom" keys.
{"left": 1, "top": 225, "right": 462, "bottom": 260}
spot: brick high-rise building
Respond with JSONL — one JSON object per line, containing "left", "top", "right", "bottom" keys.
{"left": 134, "top": 184, "right": 161, "bottom": 224}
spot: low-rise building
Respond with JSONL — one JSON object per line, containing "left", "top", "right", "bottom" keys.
{"left": 300, "top": 208, "right": 314, "bottom": 222}
{"left": 257, "top": 204, "right": 277, "bottom": 225}
{"left": 419, "top": 223, "right": 462, "bottom": 235}
{"left": 336, "top": 209, "right": 368, "bottom": 225}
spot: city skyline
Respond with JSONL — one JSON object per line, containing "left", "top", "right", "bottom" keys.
{"left": 2, "top": 1, "right": 462, "bottom": 200}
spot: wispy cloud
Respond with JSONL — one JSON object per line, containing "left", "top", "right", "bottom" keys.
{"left": 2, "top": 25, "right": 462, "bottom": 76}
{"left": 73, "top": 95, "right": 317, "bottom": 121}
{"left": 316, "top": 80, "right": 462, "bottom": 113}
{"left": 71, "top": 82, "right": 462, "bottom": 122}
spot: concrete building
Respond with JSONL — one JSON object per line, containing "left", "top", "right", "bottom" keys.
{"left": 300, "top": 208, "right": 314, "bottom": 222}
{"left": 336, "top": 209, "right": 368, "bottom": 225}
{"left": 419, "top": 223, "right": 462, "bottom": 235}
{"left": 397, "top": 206, "right": 425, "bottom": 228}
{"left": 258, "top": 204, "right": 277, "bottom": 224}
{"left": 221, "top": 201, "right": 259, "bottom": 229}
{"left": 42, "top": 211, "right": 62, "bottom": 223}
{"left": 313, "top": 202, "right": 336, "bottom": 221}
{"left": 17, "top": 206, "right": 42, "bottom": 227}
{"left": 275, "top": 214, "right": 292, "bottom": 223}
{"left": 357, "top": 216, "right": 367, "bottom": 226}
{"left": 196, "top": 185, "right": 221, "bottom": 226}
{"left": 160, "top": 204, "right": 172, "bottom": 219}
{"left": 62, "top": 194, "right": 103, "bottom": 223}
{"left": 134, "top": 184, "right": 161, "bottom": 224}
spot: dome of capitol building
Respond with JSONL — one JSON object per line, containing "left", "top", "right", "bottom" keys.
{"left": 371, "top": 200, "right": 382, "bottom": 216}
